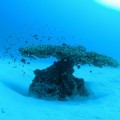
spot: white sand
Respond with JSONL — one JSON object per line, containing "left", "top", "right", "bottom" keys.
{"left": 0, "top": 58, "right": 120, "bottom": 120}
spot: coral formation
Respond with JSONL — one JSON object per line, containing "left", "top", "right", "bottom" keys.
{"left": 19, "top": 44, "right": 119, "bottom": 100}
{"left": 30, "top": 59, "right": 89, "bottom": 100}
{"left": 19, "top": 44, "right": 119, "bottom": 67}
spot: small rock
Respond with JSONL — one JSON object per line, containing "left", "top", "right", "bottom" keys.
{"left": 21, "top": 58, "right": 26, "bottom": 64}
{"left": 89, "top": 70, "right": 92, "bottom": 73}
{"left": 1, "top": 108, "right": 5, "bottom": 113}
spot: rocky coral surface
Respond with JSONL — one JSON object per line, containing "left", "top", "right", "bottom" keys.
{"left": 30, "top": 59, "right": 89, "bottom": 100}
{"left": 19, "top": 44, "right": 119, "bottom": 100}
{"left": 19, "top": 44, "right": 119, "bottom": 67}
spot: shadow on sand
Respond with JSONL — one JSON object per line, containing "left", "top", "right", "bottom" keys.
{"left": 1, "top": 80, "right": 29, "bottom": 96}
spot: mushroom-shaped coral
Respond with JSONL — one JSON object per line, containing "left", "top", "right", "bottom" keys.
{"left": 19, "top": 44, "right": 119, "bottom": 100}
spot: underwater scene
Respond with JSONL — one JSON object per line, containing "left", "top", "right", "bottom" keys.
{"left": 0, "top": 0, "right": 120, "bottom": 120}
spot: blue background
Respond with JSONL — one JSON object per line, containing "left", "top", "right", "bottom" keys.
{"left": 0, "top": 0, "right": 120, "bottom": 61}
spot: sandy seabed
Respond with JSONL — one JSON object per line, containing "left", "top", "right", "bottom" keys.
{"left": 0, "top": 58, "right": 120, "bottom": 120}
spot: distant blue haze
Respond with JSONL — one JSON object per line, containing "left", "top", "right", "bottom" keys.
{"left": 0, "top": 0, "right": 120, "bottom": 61}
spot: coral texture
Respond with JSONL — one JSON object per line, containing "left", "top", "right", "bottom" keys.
{"left": 19, "top": 44, "right": 119, "bottom": 67}
{"left": 30, "top": 59, "right": 89, "bottom": 100}
{"left": 19, "top": 45, "right": 119, "bottom": 100}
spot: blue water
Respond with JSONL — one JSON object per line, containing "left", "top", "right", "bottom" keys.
{"left": 0, "top": 0, "right": 120, "bottom": 61}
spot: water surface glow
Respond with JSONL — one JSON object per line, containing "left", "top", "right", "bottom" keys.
{"left": 95, "top": 0, "right": 120, "bottom": 11}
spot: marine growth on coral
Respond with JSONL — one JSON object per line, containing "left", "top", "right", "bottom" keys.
{"left": 19, "top": 44, "right": 119, "bottom": 100}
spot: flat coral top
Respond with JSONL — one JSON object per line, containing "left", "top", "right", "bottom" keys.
{"left": 19, "top": 44, "right": 119, "bottom": 68}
